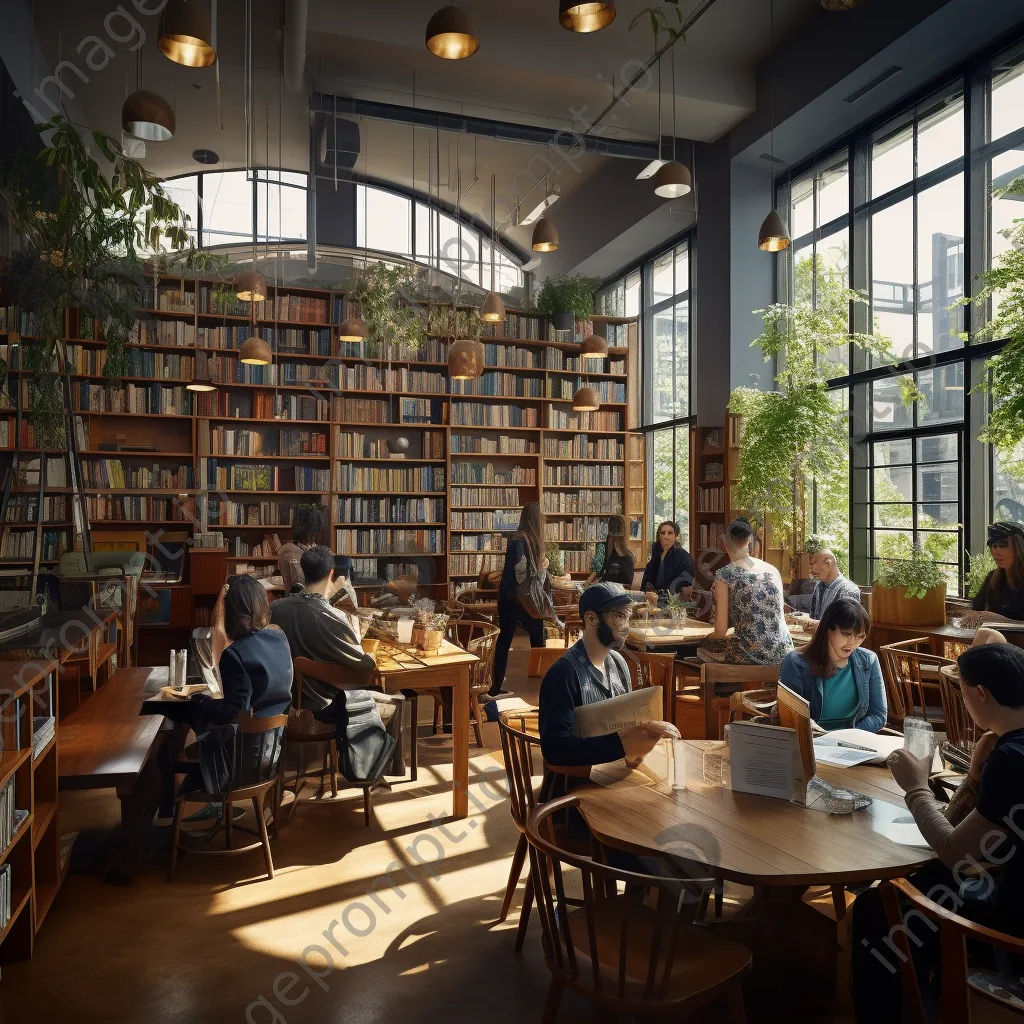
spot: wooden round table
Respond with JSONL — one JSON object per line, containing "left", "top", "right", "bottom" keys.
{"left": 576, "top": 742, "right": 934, "bottom": 987}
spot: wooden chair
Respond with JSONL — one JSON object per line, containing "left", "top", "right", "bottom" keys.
{"left": 433, "top": 620, "right": 499, "bottom": 746}
{"left": 530, "top": 615, "right": 583, "bottom": 678}
{"left": 283, "top": 657, "right": 410, "bottom": 827}
{"left": 879, "top": 877, "right": 1024, "bottom": 1023}
{"left": 727, "top": 686, "right": 778, "bottom": 725}
{"left": 622, "top": 648, "right": 675, "bottom": 723}
{"left": 168, "top": 712, "right": 287, "bottom": 881}
{"left": 453, "top": 587, "right": 497, "bottom": 623}
{"left": 691, "top": 662, "right": 782, "bottom": 740}
{"left": 937, "top": 665, "right": 979, "bottom": 775}
{"left": 878, "top": 638, "right": 952, "bottom": 731}
{"left": 526, "top": 794, "right": 752, "bottom": 1023}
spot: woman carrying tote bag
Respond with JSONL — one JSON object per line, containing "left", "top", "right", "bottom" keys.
{"left": 487, "top": 502, "right": 552, "bottom": 699}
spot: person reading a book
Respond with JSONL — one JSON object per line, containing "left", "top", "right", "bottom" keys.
{"left": 852, "top": 642, "right": 1024, "bottom": 1023}
{"left": 640, "top": 521, "right": 695, "bottom": 604}
{"left": 585, "top": 516, "right": 636, "bottom": 587}
{"left": 802, "top": 549, "right": 861, "bottom": 630}
{"left": 778, "top": 598, "right": 887, "bottom": 733}
{"left": 277, "top": 506, "right": 328, "bottom": 593}
{"left": 539, "top": 583, "right": 678, "bottom": 794}
{"left": 960, "top": 521, "right": 1024, "bottom": 628}
{"left": 698, "top": 517, "right": 793, "bottom": 664}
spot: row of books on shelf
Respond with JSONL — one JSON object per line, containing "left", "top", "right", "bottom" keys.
{"left": 698, "top": 522, "right": 726, "bottom": 550}
{"left": 561, "top": 549, "right": 594, "bottom": 573}
{"left": 196, "top": 391, "right": 329, "bottom": 422}
{"left": 450, "top": 403, "right": 539, "bottom": 428}
{"left": 0, "top": 528, "right": 68, "bottom": 560}
{"left": 474, "top": 342, "right": 542, "bottom": 368}
{"left": 547, "top": 379, "right": 626, "bottom": 403}
{"left": 451, "top": 549, "right": 590, "bottom": 573}
{"left": 81, "top": 460, "right": 193, "bottom": 490}
{"left": 545, "top": 520, "right": 609, "bottom": 542}
{"left": 4, "top": 496, "right": 70, "bottom": 524}
{"left": 337, "top": 497, "right": 444, "bottom": 523}
{"left": 333, "top": 397, "right": 441, "bottom": 425}
{"left": 66, "top": 346, "right": 196, "bottom": 380}
{"left": 704, "top": 460, "right": 724, "bottom": 482}
{"left": 0, "top": 306, "right": 41, "bottom": 336}
{"left": 202, "top": 461, "right": 330, "bottom": 491}
{"left": 334, "top": 429, "right": 446, "bottom": 460}
{"left": 15, "top": 457, "right": 67, "bottom": 488}
{"left": 199, "top": 325, "right": 332, "bottom": 355}
{"left": 71, "top": 383, "right": 193, "bottom": 416}
{"left": 480, "top": 314, "right": 544, "bottom": 341}
{"left": 88, "top": 497, "right": 187, "bottom": 521}
{"left": 33, "top": 708, "right": 55, "bottom": 758}
{"left": 449, "top": 464, "right": 536, "bottom": 485}
{"left": 543, "top": 435, "right": 624, "bottom": 460}
{"left": 0, "top": 863, "right": 11, "bottom": 932}
{"left": 0, "top": 776, "right": 28, "bottom": 854}
{"left": 335, "top": 366, "right": 447, "bottom": 394}
{"left": 230, "top": 534, "right": 283, "bottom": 558}
{"left": 450, "top": 487, "right": 521, "bottom": 508}
{"left": 204, "top": 356, "right": 328, "bottom": 388}
{"left": 451, "top": 373, "right": 545, "bottom": 398}
{"left": 543, "top": 466, "right": 623, "bottom": 486}
{"left": 542, "top": 348, "right": 627, "bottom": 374}
{"left": 542, "top": 491, "right": 624, "bottom": 514}
{"left": 549, "top": 409, "right": 622, "bottom": 431}
{"left": 696, "top": 485, "right": 726, "bottom": 512}
{"left": 335, "top": 528, "right": 444, "bottom": 555}
{"left": 145, "top": 286, "right": 331, "bottom": 325}
{"left": 450, "top": 435, "right": 537, "bottom": 455}
{"left": 334, "top": 465, "right": 444, "bottom": 492}
{"left": 450, "top": 534, "right": 506, "bottom": 552}
{"left": 334, "top": 337, "right": 449, "bottom": 362}
{"left": 209, "top": 501, "right": 301, "bottom": 527}
{"left": 448, "top": 553, "right": 490, "bottom": 575}
{"left": 449, "top": 510, "right": 520, "bottom": 531}
{"left": 198, "top": 424, "right": 328, "bottom": 457}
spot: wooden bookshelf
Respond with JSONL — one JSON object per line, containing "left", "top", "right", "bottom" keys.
{"left": 0, "top": 659, "right": 61, "bottom": 964}
{"left": 0, "top": 279, "right": 637, "bottom": 603}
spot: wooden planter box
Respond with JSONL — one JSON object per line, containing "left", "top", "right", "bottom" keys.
{"left": 871, "top": 584, "right": 946, "bottom": 626}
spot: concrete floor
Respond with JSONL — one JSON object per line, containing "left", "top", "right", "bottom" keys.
{"left": 0, "top": 640, "right": 854, "bottom": 1024}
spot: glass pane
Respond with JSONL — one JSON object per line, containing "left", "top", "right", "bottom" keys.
{"left": 817, "top": 154, "right": 849, "bottom": 225}
{"left": 990, "top": 150, "right": 1024, "bottom": 320}
{"left": 257, "top": 181, "right": 307, "bottom": 242}
{"left": 872, "top": 197, "right": 914, "bottom": 361}
{"left": 163, "top": 175, "right": 199, "bottom": 243}
{"left": 919, "top": 530, "right": 960, "bottom": 566}
{"left": 874, "top": 438, "right": 913, "bottom": 466}
{"left": 916, "top": 367, "right": 964, "bottom": 425}
{"left": 817, "top": 229, "right": 851, "bottom": 374}
{"left": 917, "top": 502, "right": 959, "bottom": 527}
{"left": 872, "top": 122, "right": 913, "bottom": 198}
{"left": 993, "top": 445, "right": 1024, "bottom": 522}
{"left": 674, "top": 427, "right": 690, "bottom": 542}
{"left": 357, "top": 186, "right": 412, "bottom": 257}
{"left": 673, "top": 301, "right": 689, "bottom": 419}
{"left": 916, "top": 434, "right": 958, "bottom": 463}
{"left": 257, "top": 170, "right": 306, "bottom": 187}
{"left": 625, "top": 271, "right": 641, "bottom": 317}
{"left": 916, "top": 95, "right": 964, "bottom": 177}
{"left": 791, "top": 176, "right": 814, "bottom": 240}
{"left": 917, "top": 174, "right": 964, "bottom": 355}
{"left": 992, "top": 58, "right": 1024, "bottom": 142}
{"left": 649, "top": 309, "right": 674, "bottom": 424}
{"left": 916, "top": 464, "right": 959, "bottom": 502}
{"left": 652, "top": 250, "right": 673, "bottom": 304}
{"left": 652, "top": 429, "right": 674, "bottom": 523}
{"left": 873, "top": 501, "right": 913, "bottom": 530}
{"left": 871, "top": 378, "right": 913, "bottom": 431}
{"left": 792, "top": 243, "right": 814, "bottom": 306}
{"left": 201, "top": 170, "right": 252, "bottom": 245}
{"left": 415, "top": 203, "right": 432, "bottom": 260}
{"left": 874, "top": 529, "right": 915, "bottom": 560}
{"left": 674, "top": 245, "right": 689, "bottom": 296}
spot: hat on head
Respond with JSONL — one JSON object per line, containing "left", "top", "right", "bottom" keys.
{"left": 579, "top": 582, "right": 633, "bottom": 617}
{"left": 987, "top": 521, "right": 1024, "bottom": 545}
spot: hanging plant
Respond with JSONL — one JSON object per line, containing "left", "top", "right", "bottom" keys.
{"left": 347, "top": 263, "right": 425, "bottom": 358}
{"left": 0, "top": 117, "right": 193, "bottom": 447}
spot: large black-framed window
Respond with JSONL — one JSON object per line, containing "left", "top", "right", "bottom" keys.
{"left": 775, "top": 32, "right": 1024, "bottom": 595}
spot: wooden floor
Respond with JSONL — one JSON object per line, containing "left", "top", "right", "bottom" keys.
{"left": 0, "top": 639, "right": 855, "bottom": 1024}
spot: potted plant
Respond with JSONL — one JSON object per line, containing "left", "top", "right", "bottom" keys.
{"left": 965, "top": 548, "right": 996, "bottom": 600}
{"left": 536, "top": 274, "right": 599, "bottom": 332}
{"left": 872, "top": 544, "right": 947, "bottom": 626}
{"left": 729, "top": 248, "right": 920, "bottom": 580}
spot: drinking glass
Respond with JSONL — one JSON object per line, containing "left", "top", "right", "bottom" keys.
{"left": 903, "top": 717, "right": 936, "bottom": 761}
{"left": 396, "top": 619, "right": 414, "bottom": 644}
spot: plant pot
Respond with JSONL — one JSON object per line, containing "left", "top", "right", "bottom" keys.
{"left": 412, "top": 626, "right": 443, "bottom": 652}
{"left": 870, "top": 584, "right": 946, "bottom": 626}
{"left": 551, "top": 310, "right": 574, "bottom": 332}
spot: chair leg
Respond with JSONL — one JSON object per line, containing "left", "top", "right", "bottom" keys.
{"left": 499, "top": 833, "right": 528, "bottom": 922}
{"left": 329, "top": 741, "right": 339, "bottom": 798}
{"left": 272, "top": 774, "right": 282, "bottom": 840}
{"left": 715, "top": 878, "right": 724, "bottom": 918}
{"left": 363, "top": 786, "right": 371, "bottom": 828}
{"left": 432, "top": 697, "right": 441, "bottom": 735}
{"left": 831, "top": 884, "right": 847, "bottom": 922}
{"left": 167, "top": 799, "right": 185, "bottom": 881}
{"left": 514, "top": 874, "right": 534, "bottom": 953}
{"left": 253, "top": 795, "right": 274, "bottom": 880}
{"left": 469, "top": 693, "right": 485, "bottom": 748}
{"left": 540, "top": 978, "right": 563, "bottom": 1024}
{"left": 225, "top": 800, "right": 233, "bottom": 850}
{"left": 409, "top": 695, "right": 419, "bottom": 783}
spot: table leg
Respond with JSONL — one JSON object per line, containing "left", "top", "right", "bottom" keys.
{"left": 451, "top": 664, "right": 470, "bottom": 818}
{"left": 702, "top": 674, "right": 717, "bottom": 740}
{"left": 114, "top": 754, "right": 162, "bottom": 881}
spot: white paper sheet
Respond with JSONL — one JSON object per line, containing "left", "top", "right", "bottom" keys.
{"left": 885, "top": 815, "right": 931, "bottom": 848}
{"left": 814, "top": 729, "right": 904, "bottom": 765}
{"left": 812, "top": 742, "right": 878, "bottom": 768}
{"left": 728, "top": 721, "right": 801, "bottom": 802}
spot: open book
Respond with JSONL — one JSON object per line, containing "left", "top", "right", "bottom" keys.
{"left": 159, "top": 683, "right": 211, "bottom": 700}
{"left": 813, "top": 729, "right": 903, "bottom": 766}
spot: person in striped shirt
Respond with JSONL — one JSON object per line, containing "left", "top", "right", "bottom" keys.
{"left": 807, "top": 549, "right": 862, "bottom": 629}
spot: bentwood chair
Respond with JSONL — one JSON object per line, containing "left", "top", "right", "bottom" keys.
{"left": 168, "top": 712, "right": 287, "bottom": 881}
{"left": 526, "top": 794, "right": 752, "bottom": 1023}
{"left": 937, "top": 664, "right": 980, "bottom": 775}
{"left": 433, "top": 620, "right": 499, "bottom": 746}
{"left": 622, "top": 648, "right": 675, "bottom": 723}
{"left": 878, "top": 638, "right": 953, "bottom": 732}
{"left": 880, "top": 877, "right": 1024, "bottom": 1022}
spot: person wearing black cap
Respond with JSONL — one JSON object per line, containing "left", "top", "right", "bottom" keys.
{"left": 961, "top": 521, "right": 1024, "bottom": 628}
{"left": 539, "top": 582, "right": 679, "bottom": 782}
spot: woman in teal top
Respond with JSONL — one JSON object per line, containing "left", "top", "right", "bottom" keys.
{"left": 779, "top": 598, "right": 887, "bottom": 733}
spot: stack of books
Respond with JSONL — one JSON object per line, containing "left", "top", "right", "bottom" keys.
{"left": 32, "top": 715, "right": 55, "bottom": 759}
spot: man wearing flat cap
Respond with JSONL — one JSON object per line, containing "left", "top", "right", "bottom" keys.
{"left": 961, "top": 521, "right": 1024, "bottom": 628}
{"left": 538, "top": 582, "right": 678, "bottom": 784}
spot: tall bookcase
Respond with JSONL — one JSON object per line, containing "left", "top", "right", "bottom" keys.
{"left": 2, "top": 275, "right": 639, "bottom": 605}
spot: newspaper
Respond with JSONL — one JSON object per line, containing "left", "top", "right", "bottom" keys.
{"left": 572, "top": 686, "right": 663, "bottom": 738}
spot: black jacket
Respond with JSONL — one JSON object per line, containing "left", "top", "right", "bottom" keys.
{"left": 197, "top": 627, "right": 293, "bottom": 725}
{"left": 640, "top": 543, "right": 695, "bottom": 594}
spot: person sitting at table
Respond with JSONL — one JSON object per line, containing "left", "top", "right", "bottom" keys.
{"left": 697, "top": 516, "right": 793, "bottom": 664}
{"left": 960, "top": 521, "right": 1024, "bottom": 628}
{"left": 277, "top": 506, "right": 328, "bottom": 593}
{"left": 639, "top": 521, "right": 695, "bottom": 603}
{"left": 804, "top": 548, "right": 861, "bottom": 629}
{"left": 539, "top": 583, "right": 678, "bottom": 796}
{"left": 852, "top": 642, "right": 1024, "bottom": 1023}
{"left": 779, "top": 598, "right": 886, "bottom": 732}
{"left": 585, "top": 515, "right": 635, "bottom": 587}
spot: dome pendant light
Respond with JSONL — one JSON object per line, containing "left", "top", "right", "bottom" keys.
{"left": 655, "top": 49, "right": 692, "bottom": 200}
{"left": 240, "top": 333, "right": 272, "bottom": 366}
{"left": 572, "top": 385, "right": 600, "bottom": 412}
{"left": 122, "top": 89, "right": 175, "bottom": 142}
{"left": 233, "top": 267, "right": 268, "bottom": 303}
{"left": 448, "top": 338, "right": 485, "bottom": 380}
{"left": 580, "top": 334, "right": 608, "bottom": 361}
{"left": 532, "top": 216, "right": 559, "bottom": 252}
{"left": 338, "top": 317, "right": 368, "bottom": 342}
{"left": 559, "top": 1, "right": 616, "bottom": 33}
{"left": 159, "top": 0, "right": 217, "bottom": 68}
{"left": 758, "top": 0, "right": 791, "bottom": 252}
{"left": 186, "top": 351, "right": 217, "bottom": 392}
{"left": 425, "top": 5, "right": 480, "bottom": 59}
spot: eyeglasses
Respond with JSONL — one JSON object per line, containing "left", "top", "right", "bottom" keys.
{"left": 602, "top": 609, "right": 632, "bottom": 624}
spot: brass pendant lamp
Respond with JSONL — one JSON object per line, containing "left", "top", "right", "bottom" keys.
{"left": 653, "top": 49, "right": 691, "bottom": 199}
{"left": 447, "top": 169, "right": 485, "bottom": 381}
{"left": 122, "top": 90, "right": 175, "bottom": 142}
{"left": 532, "top": 216, "right": 559, "bottom": 252}
{"left": 481, "top": 175, "right": 505, "bottom": 323}
{"left": 559, "top": 1, "right": 616, "bottom": 33}
{"left": 159, "top": 0, "right": 217, "bottom": 68}
{"left": 186, "top": 351, "right": 217, "bottom": 392}
{"left": 338, "top": 317, "right": 368, "bottom": 342}
{"left": 758, "top": 0, "right": 790, "bottom": 252}
{"left": 426, "top": 5, "right": 480, "bottom": 59}
{"left": 233, "top": 267, "right": 268, "bottom": 303}
{"left": 580, "top": 334, "right": 608, "bottom": 361}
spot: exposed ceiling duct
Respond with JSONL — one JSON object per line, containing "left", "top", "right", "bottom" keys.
{"left": 310, "top": 111, "right": 361, "bottom": 178}
{"left": 284, "top": 0, "right": 309, "bottom": 91}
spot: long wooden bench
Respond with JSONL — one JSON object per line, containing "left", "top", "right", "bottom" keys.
{"left": 58, "top": 667, "right": 168, "bottom": 878}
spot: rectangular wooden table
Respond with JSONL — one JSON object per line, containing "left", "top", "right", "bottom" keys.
{"left": 59, "top": 666, "right": 169, "bottom": 878}
{"left": 373, "top": 640, "right": 478, "bottom": 819}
